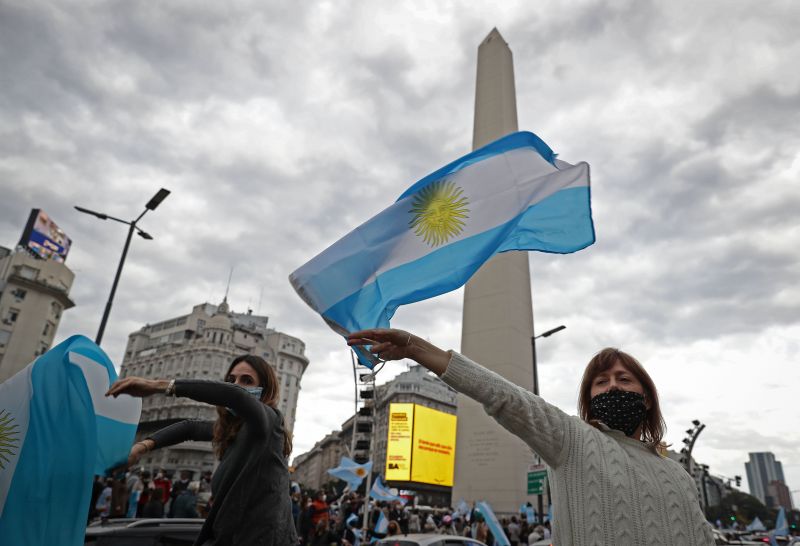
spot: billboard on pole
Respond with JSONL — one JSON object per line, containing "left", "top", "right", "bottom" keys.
{"left": 18, "top": 209, "right": 72, "bottom": 263}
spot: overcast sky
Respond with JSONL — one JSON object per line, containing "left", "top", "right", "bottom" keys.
{"left": 2, "top": 1, "right": 798, "bottom": 505}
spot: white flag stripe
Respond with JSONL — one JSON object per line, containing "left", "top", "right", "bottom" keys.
{"left": 0, "top": 362, "right": 33, "bottom": 517}
{"left": 68, "top": 352, "right": 141, "bottom": 425}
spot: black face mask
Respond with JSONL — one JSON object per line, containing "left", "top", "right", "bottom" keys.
{"left": 589, "top": 389, "right": 647, "bottom": 437}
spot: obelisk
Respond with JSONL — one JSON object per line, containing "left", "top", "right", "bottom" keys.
{"left": 453, "top": 28, "right": 537, "bottom": 513}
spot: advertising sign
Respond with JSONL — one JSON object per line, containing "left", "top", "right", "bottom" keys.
{"left": 410, "top": 404, "right": 457, "bottom": 486}
{"left": 18, "top": 209, "right": 72, "bottom": 263}
{"left": 385, "top": 403, "right": 414, "bottom": 481}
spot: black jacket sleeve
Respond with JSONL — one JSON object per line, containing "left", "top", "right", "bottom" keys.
{"left": 148, "top": 420, "right": 214, "bottom": 449}
{"left": 174, "top": 379, "right": 276, "bottom": 437}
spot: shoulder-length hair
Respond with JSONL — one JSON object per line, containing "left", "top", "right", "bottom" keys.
{"left": 577, "top": 347, "right": 666, "bottom": 450}
{"left": 213, "top": 354, "right": 293, "bottom": 459}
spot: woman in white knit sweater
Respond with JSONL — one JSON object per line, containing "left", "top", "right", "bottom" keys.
{"left": 348, "top": 329, "right": 715, "bottom": 546}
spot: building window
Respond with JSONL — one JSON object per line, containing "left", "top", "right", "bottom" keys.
{"left": 18, "top": 266, "right": 38, "bottom": 280}
{"left": 0, "top": 330, "right": 10, "bottom": 347}
{"left": 51, "top": 302, "right": 62, "bottom": 319}
{"left": 4, "top": 308, "right": 20, "bottom": 324}
{"left": 42, "top": 321, "right": 54, "bottom": 337}
{"left": 11, "top": 288, "right": 26, "bottom": 300}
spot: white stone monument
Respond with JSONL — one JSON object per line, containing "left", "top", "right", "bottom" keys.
{"left": 453, "top": 28, "right": 537, "bottom": 513}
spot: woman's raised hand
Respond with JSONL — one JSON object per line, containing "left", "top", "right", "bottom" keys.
{"left": 106, "top": 376, "right": 169, "bottom": 398}
{"left": 347, "top": 328, "right": 415, "bottom": 362}
{"left": 347, "top": 328, "right": 451, "bottom": 376}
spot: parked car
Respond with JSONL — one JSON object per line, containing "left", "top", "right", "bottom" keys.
{"left": 375, "top": 534, "right": 487, "bottom": 546}
{"left": 712, "top": 528, "right": 767, "bottom": 545}
{"left": 85, "top": 518, "right": 203, "bottom": 545}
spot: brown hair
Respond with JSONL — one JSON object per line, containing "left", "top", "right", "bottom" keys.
{"left": 577, "top": 347, "right": 666, "bottom": 450}
{"left": 212, "top": 354, "right": 293, "bottom": 458}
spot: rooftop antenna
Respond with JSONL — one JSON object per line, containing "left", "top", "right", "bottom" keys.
{"left": 257, "top": 285, "right": 264, "bottom": 315}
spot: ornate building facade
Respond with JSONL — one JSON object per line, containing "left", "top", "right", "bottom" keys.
{"left": 120, "top": 299, "right": 309, "bottom": 476}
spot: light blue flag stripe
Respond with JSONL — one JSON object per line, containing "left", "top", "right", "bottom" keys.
{"left": 0, "top": 335, "right": 141, "bottom": 546}
{"left": 370, "top": 475, "right": 407, "bottom": 505}
{"left": 476, "top": 501, "right": 511, "bottom": 546}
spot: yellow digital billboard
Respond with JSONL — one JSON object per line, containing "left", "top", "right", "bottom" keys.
{"left": 385, "top": 403, "right": 414, "bottom": 481}
{"left": 410, "top": 404, "right": 457, "bottom": 486}
{"left": 385, "top": 403, "right": 457, "bottom": 486}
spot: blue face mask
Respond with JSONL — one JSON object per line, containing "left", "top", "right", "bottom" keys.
{"left": 226, "top": 386, "right": 264, "bottom": 416}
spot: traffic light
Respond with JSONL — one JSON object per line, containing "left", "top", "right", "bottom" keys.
{"left": 734, "top": 475, "right": 741, "bottom": 487}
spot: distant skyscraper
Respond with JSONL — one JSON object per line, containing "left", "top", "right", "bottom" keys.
{"left": 746, "top": 452, "right": 789, "bottom": 508}
{"left": 119, "top": 300, "right": 309, "bottom": 476}
{"left": 0, "top": 246, "right": 75, "bottom": 381}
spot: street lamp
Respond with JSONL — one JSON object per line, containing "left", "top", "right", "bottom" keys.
{"left": 530, "top": 324, "right": 566, "bottom": 523}
{"left": 75, "top": 188, "right": 170, "bottom": 345}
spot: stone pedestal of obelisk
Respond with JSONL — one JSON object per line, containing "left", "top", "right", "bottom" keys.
{"left": 452, "top": 28, "right": 537, "bottom": 514}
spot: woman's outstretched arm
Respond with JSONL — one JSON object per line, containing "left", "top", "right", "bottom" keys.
{"left": 348, "top": 328, "right": 571, "bottom": 467}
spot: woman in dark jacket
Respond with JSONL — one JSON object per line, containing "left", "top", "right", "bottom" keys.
{"left": 107, "top": 355, "right": 297, "bottom": 545}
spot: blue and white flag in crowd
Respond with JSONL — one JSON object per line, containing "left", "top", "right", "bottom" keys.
{"left": 328, "top": 456, "right": 372, "bottom": 491}
{"left": 770, "top": 507, "right": 788, "bottom": 546}
{"left": 370, "top": 474, "right": 407, "bottom": 505}
{"left": 290, "top": 131, "right": 595, "bottom": 366}
{"left": 0, "top": 335, "right": 141, "bottom": 546}
{"left": 374, "top": 510, "right": 388, "bottom": 535}
{"left": 476, "top": 501, "right": 511, "bottom": 546}
{"left": 525, "top": 504, "right": 536, "bottom": 523}
{"left": 456, "top": 499, "right": 471, "bottom": 520}
{"left": 746, "top": 516, "right": 765, "bottom": 531}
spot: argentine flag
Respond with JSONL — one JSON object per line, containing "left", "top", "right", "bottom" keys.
{"left": 0, "top": 335, "right": 141, "bottom": 545}
{"left": 290, "top": 131, "right": 594, "bottom": 366}
{"left": 327, "top": 456, "right": 372, "bottom": 491}
{"left": 370, "top": 474, "right": 407, "bottom": 505}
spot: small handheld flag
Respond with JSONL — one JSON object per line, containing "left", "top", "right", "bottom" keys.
{"left": 328, "top": 456, "right": 372, "bottom": 491}
{"left": 370, "top": 475, "right": 407, "bottom": 505}
{"left": 290, "top": 131, "right": 594, "bottom": 366}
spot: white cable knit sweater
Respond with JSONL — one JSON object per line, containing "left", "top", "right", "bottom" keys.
{"left": 440, "top": 351, "right": 715, "bottom": 546}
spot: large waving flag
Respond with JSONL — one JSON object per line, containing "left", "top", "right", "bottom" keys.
{"left": 370, "top": 474, "right": 407, "bottom": 505}
{"left": 0, "top": 335, "right": 141, "bottom": 545}
{"left": 290, "top": 131, "right": 594, "bottom": 366}
{"left": 328, "top": 456, "right": 372, "bottom": 491}
{"left": 374, "top": 510, "right": 388, "bottom": 535}
{"left": 476, "top": 501, "right": 511, "bottom": 546}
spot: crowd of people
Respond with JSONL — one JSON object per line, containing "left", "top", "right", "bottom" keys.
{"left": 290, "top": 489, "right": 552, "bottom": 546}
{"left": 88, "top": 468, "right": 213, "bottom": 522}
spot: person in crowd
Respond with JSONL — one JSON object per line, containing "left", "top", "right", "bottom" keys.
{"left": 529, "top": 524, "right": 545, "bottom": 544}
{"left": 348, "top": 330, "right": 716, "bottom": 546}
{"left": 143, "top": 487, "right": 165, "bottom": 518}
{"left": 88, "top": 475, "right": 105, "bottom": 522}
{"left": 408, "top": 508, "right": 421, "bottom": 533}
{"left": 135, "top": 470, "right": 153, "bottom": 517}
{"left": 94, "top": 478, "right": 113, "bottom": 520}
{"left": 107, "top": 354, "right": 297, "bottom": 545}
{"left": 507, "top": 515, "right": 521, "bottom": 545}
{"left": 169, "top": 470, "right": 192, "bottom": 517}
{"left": 153, "top": 469, "right": 171, "bottom": 508}
{"left": 172, "top": 481, "right": 200, "bottom": 518}
{"left": 439, "top": 514, "right": 457, "bottom": 535}
{"left": 387, "top": 520, "right": 401, "bottom": 536}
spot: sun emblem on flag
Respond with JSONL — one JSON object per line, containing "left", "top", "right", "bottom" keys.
{"left": 0, "top": 409, "right": 20, "bottom": 470}
{"left": 355, "top": 467, "right": 367, "bottom": 478}
{"left": 409, "top": 179, "right": 470, "bottom": 247}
